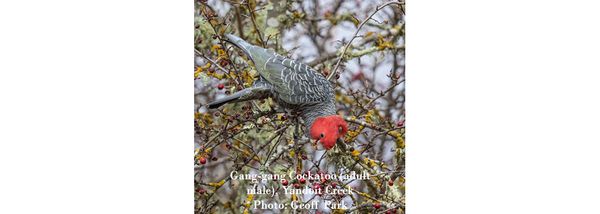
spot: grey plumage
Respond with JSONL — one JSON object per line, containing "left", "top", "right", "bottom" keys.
{"left": 207, "top": 78, "right": 271, "bottom": 109}
{"left": 207, "top": 34, "right": 337, "bottom": 131}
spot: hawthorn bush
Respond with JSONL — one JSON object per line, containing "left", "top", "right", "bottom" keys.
{"left": 195, "top": 0, "right": 404, "bottom": 213}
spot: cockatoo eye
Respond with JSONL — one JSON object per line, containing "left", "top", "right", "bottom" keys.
{"left": 320, "top": 133, "right": 324, "bottom": 138}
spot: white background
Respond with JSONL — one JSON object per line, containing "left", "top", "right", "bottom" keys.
{"left": 1, "top": 0, "right": 599, "bottom": 213}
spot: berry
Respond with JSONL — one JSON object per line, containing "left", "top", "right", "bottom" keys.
{"left": 299, "top": 178, "right": 306, "bottom": 184}
{"left": 397, "top": 120, "right": 404, "bottom": 127}
{"left": 219, "top": 59, "right": 229, "bottom": 67}
{"left": 351, "top": 71, "right": 365, "bottom": 82}
{"left": 388, "top": 179, "right": 394, "bottom": 186}
{"left": 217, "top": 83, "right": 225, "bottom": 90}
{"left": 198, "top": 188, "right": 206, "bottom": 194}
{"left": 293, "top": 183, "right": 300, "bottom": 188}
{"left": 373, "top": 203, "right": 381, "bottom": 209}
{"left": 281, "top": 179, "right": 289, "bottom": 186}
{"left": 313, "top": 183, "right": 321, "bottom": 190}
{"left": 199, "top": 157, "right": 207, "bottom": 164}
{"left": 330, "top": 182, "right": 337, "bottom": 188}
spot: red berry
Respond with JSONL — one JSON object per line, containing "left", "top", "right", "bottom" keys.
{"left": 396, "top": 120, "right": 404, "bottom": 127}
{"left": 219, "top": 59, "right": 229, "bottom": 67}
{"left": 351, "top": 71, "right": 365, "bottom": 82}
{"left": 199, "top": 157, "right": 207, "bottom": 164}
{"left": 198, "top": 188, "right": 206, "bottom": 194}
{"left": 313, "top": 183, "right": 321, "bottom": 190}
{"left": 388, "top": 179, "right": 394, "bottom": 186}
{"left": 373, "top": 203, "right": 381, "bottom": 209}
{"left": 299, "top": 178, "right": 306, "bottom": 184}
{"left": 293, "top": 183, "right": 300, "bottom": 188}
{"left": 217, "top": 83, "right": 224, "bottom": 90}
{"left": 330, "top": 182, "right": 337, "bottom": 188}
{"left": 281, "top": 179, "right": 289, "bottom": 186}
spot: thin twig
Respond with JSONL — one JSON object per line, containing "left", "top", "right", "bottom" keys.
{"left": 327, "top": 1, "right": 404, "bottom": 81}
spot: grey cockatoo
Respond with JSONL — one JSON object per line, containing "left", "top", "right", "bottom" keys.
{"left": 207, "top": 34, "right": 348, "bottom": 149}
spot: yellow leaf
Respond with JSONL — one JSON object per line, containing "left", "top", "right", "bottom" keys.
{"left": 208, "top": 180, "right": 225, "bottom": 188}
{"left": 211, "top": 44, "right": 220, "bottom": 52}
{"left": 350, "top": 15, "right": 360, "bottom": 27}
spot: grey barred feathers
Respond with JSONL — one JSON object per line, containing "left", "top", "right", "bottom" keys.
{"left": 207, "top": 34, "right": 338, "bottom": 132}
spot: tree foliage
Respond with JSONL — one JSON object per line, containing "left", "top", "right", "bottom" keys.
{"left": 195, "top": 0, "right": 404, "bottom": 213}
